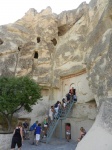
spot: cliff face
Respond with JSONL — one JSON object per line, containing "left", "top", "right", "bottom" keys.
{"left": 1, "top": 0, "right": 111, "bottom": 106}
{"left": 0, "top": 3, "right": 89, "bottom": 87}
{"left": 0, "top": 0, "right": 112, "bottom": 148}
{"left": 0, "top": 7, "right": 58, "bottom": 86}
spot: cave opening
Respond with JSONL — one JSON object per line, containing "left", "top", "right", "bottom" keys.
{"left": 34, "top": 51, "right": 38, "bottom": 59}
{"left": 0, "top": 39, "right": 3, "bottom": 45}
{"left": 18, "top": 45, "right": 22, "bottom": 51}
{"left": 51, "top": 38, "right": 57, "bottom": 46}
{"left": 37, "top": 37, "right": 40, "bottom": 43}
{"left": 85, "top": 99, "right": 97, "bottom": 107}
{"left": 58, "top": 25, "right": 70, "bottom": 36}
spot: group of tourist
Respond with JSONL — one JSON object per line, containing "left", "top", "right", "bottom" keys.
{"left": 10, "top": 120, "right": 86, "bottom": 149}
{"left": 11, "top": 120, "right": 42, "bottom": 149}
{"left": 49, "top": 87, "right": 77, "bottom": 122}
{"left": 10, "top": 87, "right": 86, "bottom": 149}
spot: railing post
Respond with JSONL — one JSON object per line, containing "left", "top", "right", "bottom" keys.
{"left": 60, "top": 119, "right": 62, "bottom": 141}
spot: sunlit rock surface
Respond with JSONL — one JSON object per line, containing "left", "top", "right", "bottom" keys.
{"left": 0, "top": 0, "right": 112, "bottom": 149}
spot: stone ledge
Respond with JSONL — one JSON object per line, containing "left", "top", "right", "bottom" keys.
{"left": 0, "top": 133, "right": 13, "bottom": 150}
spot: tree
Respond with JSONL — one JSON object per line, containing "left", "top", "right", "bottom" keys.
{"left": 0, "top": 76, "right": 42, "bottom": 131}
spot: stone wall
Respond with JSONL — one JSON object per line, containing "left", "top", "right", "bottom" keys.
{"left": 0, "top": 133, "right": 12, "bottom": 150}
{"left": 76, "top": 99, "right": 112, "bottom": 150}
{"left": 55, "top": 101, "right": 96, "bottom": 140}
{"left": 60, "top": 73, "right": 94, "bottom": 103}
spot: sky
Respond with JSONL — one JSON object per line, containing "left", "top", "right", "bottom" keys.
{"left": 0, "top": 0, "right": 91, "bottom": 25}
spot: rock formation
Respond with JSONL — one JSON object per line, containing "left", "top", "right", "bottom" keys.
{"left": 0, "top": 0, "right": 112, "bottom": 149}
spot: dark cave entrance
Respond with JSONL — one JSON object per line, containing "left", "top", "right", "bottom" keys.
{"left": 34, "top": 51, "right": 38, "bottom": 59}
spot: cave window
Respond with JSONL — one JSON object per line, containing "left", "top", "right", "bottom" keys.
{"left": 0, "top": 39, "right": 3, "bottom": 45}
{"left": 58, "top": 31, "right": 61, "bottom": 36}
{"left": 51, "top": 38, "right": 57, "bottom": 46}
{"left": 34, "top": 51, "right": 38, "bottom": 59}
{"left": 37, "top": 37, "right": 40, "bottom": 43}
{"left": 18, "top": 45, "right": 22, "bottom": 51}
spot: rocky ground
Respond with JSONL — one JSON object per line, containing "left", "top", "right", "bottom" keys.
{"left": 22, "top": 138, "right": 77, "bottom": 150}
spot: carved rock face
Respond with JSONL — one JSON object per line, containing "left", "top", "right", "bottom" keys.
{"left": 0, "top": 0, "right": 112, "bottom": 109}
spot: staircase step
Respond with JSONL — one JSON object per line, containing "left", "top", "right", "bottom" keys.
{"left": 46, "top": 99, "right": 75, "bottom": 143}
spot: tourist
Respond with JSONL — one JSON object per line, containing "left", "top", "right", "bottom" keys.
{"left": 70, "top": 87, "right": 76, "bottom": 95}
{"left": 54, "top": 101, "right": 60, "bottom": 119}
{"left": 66, "top": 123, "right": 71, "bottom": 142}
{"left": 54, "top": 106, "right": 59, "bottom": 119}
{"left": 23, "top": 120, "right": 29, "bottom": 139}
{"left": 29, "top": 121, "right": 38, "bottom": 145}
{"left": 11, "top": 122, "right": 23, "bottom": 150}
{"left": 49, "top": 106, "right": 54, "bottom": 122}
{"left": 35, "top": 123, "right": 42, "bottom": 145}
{"left": 62, "top": 97, "right": 66, "bottom": 108}
{"left": 43, "top": 117, "right": 48, "bottom": 137}
{"left": 73, "top": 94, "right": 77, "bottom": 102}
{"left": 72, "top": 88, "right": 77, "bottom": 102}
{"left": 77, "top": 127, "right": 86, "bottom": 142}
{"left": 54, "top": 101, "right": 59, "bottom": 108}
{"left": 66, "top": 90, "right": 71, "bottom": 103}
{"left": 58, "top": 101, "right": 62, "bottom": 109}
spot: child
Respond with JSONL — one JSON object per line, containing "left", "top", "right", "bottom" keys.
{"left": 78, "top": 127, "right": 86, "bottom": 142}
{"left": 35, "top": 123, "right": 42, "bottom": 145}
{"left": 66, "top": 123, "right": 71, "bottom": 142}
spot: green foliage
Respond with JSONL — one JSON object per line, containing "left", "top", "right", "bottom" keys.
{"left": 0, "top": 76, "right": 42, "bottom": 131}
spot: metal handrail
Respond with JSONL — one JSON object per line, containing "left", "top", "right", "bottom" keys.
{"left": 45, "top": 98, "right": 75, "bottom": 143}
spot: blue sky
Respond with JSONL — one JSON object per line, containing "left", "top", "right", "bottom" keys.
{"left": 0, "top": 0, "right": 90, "bottom": 25}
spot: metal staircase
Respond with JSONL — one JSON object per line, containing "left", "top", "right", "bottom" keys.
{"left": 41, "top": 98, "right": 75, "bottom": 143}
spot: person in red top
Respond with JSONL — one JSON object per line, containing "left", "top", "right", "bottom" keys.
{"left": 66, "top": 123, "right": 71, "bottom": 142}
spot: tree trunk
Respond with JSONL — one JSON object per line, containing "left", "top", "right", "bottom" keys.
{"left": 1, "top": 113, "right": 13, "bottom": 132}
{"left": 8, "top": 114, "right": 13, "bottom": 131}
{"left": 6, "top": 116, "right": 11, "bottom": 132}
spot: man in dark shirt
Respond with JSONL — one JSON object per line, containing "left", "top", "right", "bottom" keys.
{"left": 23, "top": 120, "right": 29, "bottom": 139}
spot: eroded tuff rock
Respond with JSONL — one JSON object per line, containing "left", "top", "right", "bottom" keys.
{"left": 0, "top": 0, "right": 112, "bottom": 149}
{"left": 0, "top": 4, "right": 89, "bottom": 87}
{"left": 85, "top": 0, "right": 112, "bottom": 106}
{"left": 76, "top": 99, "right": 112, "bottom": 150}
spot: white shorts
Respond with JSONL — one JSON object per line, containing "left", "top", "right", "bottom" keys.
{"left": 63, "top": 103, "right": 66, "bottom": 108}
{"left": 36, "top": 134, "right": 40, "bottom": 141}
{"left": 66, "top": 131, "right": 70, "bottom": 135}
{"left": 49, "top": 115, "right": 53, "bottom": 120}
